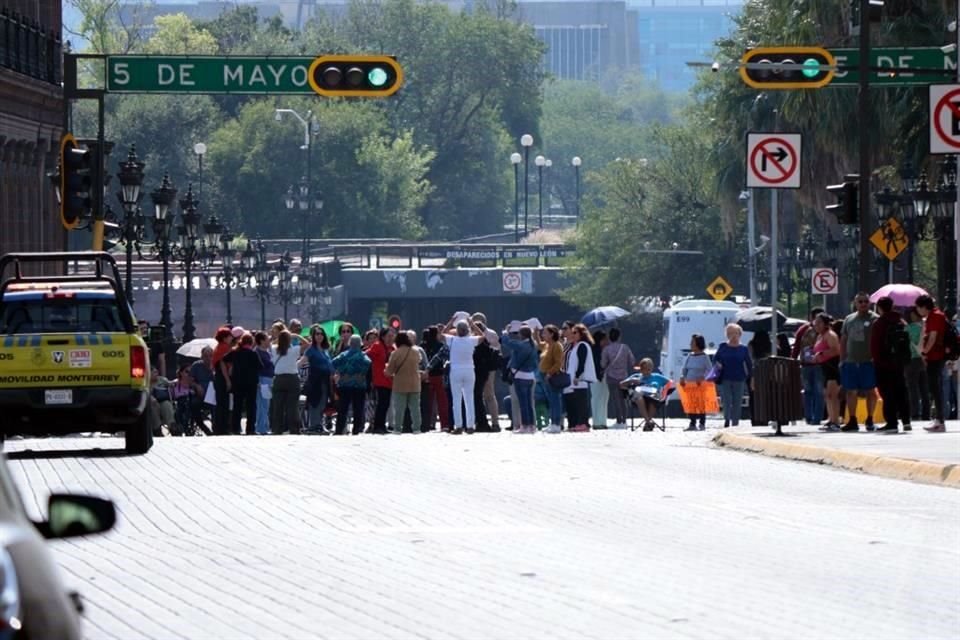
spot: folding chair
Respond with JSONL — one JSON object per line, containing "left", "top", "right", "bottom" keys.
{"left": 626, "top": 380, "right": 674, "bottom": 432}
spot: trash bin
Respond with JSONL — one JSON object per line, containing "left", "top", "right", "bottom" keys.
{"left": 751, "top": 356, "right": 803, "bottom": 434}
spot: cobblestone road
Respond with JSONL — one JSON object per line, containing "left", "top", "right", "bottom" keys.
{"left": 7, "top": 430, "right": 960, "bottom": 639}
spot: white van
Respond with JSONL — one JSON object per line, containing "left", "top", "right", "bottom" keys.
{"left": 659, "top": 299, "right": 750, "bottom": 382}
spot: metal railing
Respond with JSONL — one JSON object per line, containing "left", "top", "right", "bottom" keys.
{"left": 315, "top": 244, "right": 576, "bottom": 270}
{"left": 0, "top": 9, "right": 61, "bottom": 85}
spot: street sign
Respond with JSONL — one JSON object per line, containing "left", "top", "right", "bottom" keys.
{"left": 869, "top": 217, "right": 909, "bottom": 261}
{"left": 105, "top": 56, "right": 315, "bottom": 93}
{"left": 746, "top": 133, "right": 802, "bottom": 189}
{"left": 502, "top": 271, "right": 522, "bottom": 292}
{"left": 828, "top": 47, "right": 957, "bottom": 86}
{"left": 930, "top": 85, "right": 960, "bottom": 154}
{"left": 811, "top": 267, "right": 838, "bottom": 295}
{"left": 706, "top": 276, "right": 733, "bottom": 301}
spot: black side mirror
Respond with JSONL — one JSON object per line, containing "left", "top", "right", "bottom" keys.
{"left": 38, "top": 494, "right": 116, "bottom": 539}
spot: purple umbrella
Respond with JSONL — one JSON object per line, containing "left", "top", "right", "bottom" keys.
{"left": 869, "top": 283, "right": 929, "bottom": 307}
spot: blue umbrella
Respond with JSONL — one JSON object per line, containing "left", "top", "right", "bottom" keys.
{"left": 581, "top": 305, "right": 629, "bottom": 330}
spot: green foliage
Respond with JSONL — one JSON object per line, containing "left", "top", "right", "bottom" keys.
{"left": 541, "top": 75, "right": 685, "bottom": 215}
{"left": 562, "top": 124, "right": 738, "bottom": 309}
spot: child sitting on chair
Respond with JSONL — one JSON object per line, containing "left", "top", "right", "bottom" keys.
{"left": 620, "top": 358, "right": 671, "bottom": 431}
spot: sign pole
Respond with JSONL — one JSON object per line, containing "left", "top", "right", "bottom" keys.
{"left": 747, "top": 189, "right": 757, "bottom": 304}
{"left": 857, "top": 0, "right": 872, "bottom": 295}
{"left": 771, "top": 186, "right": 778, "bottom": 339}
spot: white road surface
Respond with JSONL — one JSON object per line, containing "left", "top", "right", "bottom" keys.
{"left": 7, "top": 430, "right": 960, "bottom": 640}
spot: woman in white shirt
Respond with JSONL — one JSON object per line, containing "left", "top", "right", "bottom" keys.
{"left": 563, "top": 323, "right": 597, "bottom": 432}
{"left": 442, "top": 315, "right": 484, "bottom": 434}
{"left": 270, "top": 330, "right": 302, "bottom": 434}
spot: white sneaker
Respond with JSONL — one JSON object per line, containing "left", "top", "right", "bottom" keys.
{"left": 544, "top": 424, "right": 562, "bottom": 434}
{"left": 608, "top": 422, "right": 628, "bottom": 430}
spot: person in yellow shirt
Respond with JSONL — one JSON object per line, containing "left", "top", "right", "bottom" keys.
{"left": 539, "top": 324, "right": 565, "bottom": 432}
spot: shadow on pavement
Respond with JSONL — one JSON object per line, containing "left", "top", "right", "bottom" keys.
{"left": 6, "top": 447, "right": 131, "bottom": 460}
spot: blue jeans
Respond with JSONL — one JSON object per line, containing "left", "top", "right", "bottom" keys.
{"left": 801, "top": 366, "right": 824, "bottom": 425}
{"left": 719, "top": 379, "right": 745, "bottom": 425}
{"left": 256, "top": 376, "right": 272, "bottom": 434}
{"left": 544, "top": 381, "right": 564, "bottom": 426}
{"left": 514, "top": 379, "right": 535, "bottom": 426}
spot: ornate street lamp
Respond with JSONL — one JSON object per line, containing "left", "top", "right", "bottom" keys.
{"left": 177, "top": 184, "right": 202, "bottom": 342}
{"left": 116, "top": 145, "right": 146, "bottom": 302}
{"left": 149, "top": 173, "right": 178, "bottom": 345}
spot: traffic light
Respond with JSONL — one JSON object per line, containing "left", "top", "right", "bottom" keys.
{"left": 826, "top": 174, "right": 860, "bottom": 225}
{"left": 59, "top": 133, "right": 93, "bottom": 229}
{"left": 739, "top": 47, "right": 835, "bottom": 89}
{"left": 307, "top": 55, "right": 404, "bottom": 97}
{"left": 388, "top": 315, "right": 402, "bottom": 331}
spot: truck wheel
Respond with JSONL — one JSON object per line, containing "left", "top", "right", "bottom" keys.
{"left": 125, "top": 413, "right": 153, "bottom": 455}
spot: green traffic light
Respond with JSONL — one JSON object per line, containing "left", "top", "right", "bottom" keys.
{"left": 801, "top": 58, "right": 821, "bottom": 78}
{"left": 368, "top": 67, "right": 389, "bottom": 87}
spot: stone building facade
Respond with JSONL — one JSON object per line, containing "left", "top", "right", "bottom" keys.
{"left": 0, "top": 0, "right": 65, "bottom": 270}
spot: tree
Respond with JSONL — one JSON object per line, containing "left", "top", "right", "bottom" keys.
{"left": 561, "top": 124, "right": 738, "bottom": 309}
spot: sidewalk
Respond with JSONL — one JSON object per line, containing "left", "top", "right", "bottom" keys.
{"left": 713, "top": 422, "right": 960, "bottom": 488}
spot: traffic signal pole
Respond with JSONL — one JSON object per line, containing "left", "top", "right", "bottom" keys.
{"left": 91, "top": 93, "right": 106, "bottom": 252}
{"left": 857, "top": 0, "right": 872, "bottom": 294}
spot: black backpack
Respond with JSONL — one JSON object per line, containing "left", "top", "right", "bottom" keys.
{"left": 944, "top": 320, "right": 959, "bottom": 361}
{"left": 884, "top": 322, "right": 912, "bottom": 365}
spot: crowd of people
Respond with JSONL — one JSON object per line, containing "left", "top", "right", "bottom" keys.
{"left": 791, "top": 293, "right": 957, "bottom": 433}
{"left": 145, "top": 294, "right": 958, "bottom": 437}
{"left": 146, "top": 312, "right": 679, "bottom": 436}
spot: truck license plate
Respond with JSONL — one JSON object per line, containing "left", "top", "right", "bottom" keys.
{"left": 44, "top": 389, "right": 73, "bottom": 405}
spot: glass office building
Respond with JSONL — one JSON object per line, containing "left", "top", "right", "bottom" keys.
{"left": 634, "top": 0, "right": 744, "bottom": 93}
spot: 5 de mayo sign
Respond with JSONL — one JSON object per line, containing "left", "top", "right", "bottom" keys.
{"left": 106, "top": 56, "right": 316, "bottom": 94}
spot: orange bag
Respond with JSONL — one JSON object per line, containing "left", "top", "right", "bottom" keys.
{"left": 677, "top": 381, "right": 720, "bottom": 415}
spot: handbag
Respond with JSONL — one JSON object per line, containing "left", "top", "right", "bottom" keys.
{"left": 548, "top": 371, "right": 571, "bottom": 389}
{"left": 705, "top": 363, "right": 723, "bottom": 384}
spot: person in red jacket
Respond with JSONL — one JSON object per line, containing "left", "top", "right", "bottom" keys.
{"left": 916, "top": 294, "right": 949, "bottom": 432}
{"left": 365, "top": 327, "right": 396, "bottom": 434}
{"left": 869, "top": 296, "right": 911, "bottom": 433}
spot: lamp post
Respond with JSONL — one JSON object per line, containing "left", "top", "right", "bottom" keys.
{"left": 535, "top": 154, "right": 545, "bottom": 230}
{"left": 201, "top": 214, "right": 241, "bottom": 326}
{"left": 285, "top": 178, "right": 324, "bottom": 263}
{"left": 900, "top": 160, "right": 958, "bottom": 313}
{"left": 510, "top": 152, "right": 521, "bottom": 242}
{"left": 798, "top": 228, "right": 819, "bottom": 316}
{"left": 778, "top": 241, "right": 798, "bottom": 317}
{"left": 177, "top": 185, "right": 202, "bottom": 342}
{"left": 116, "top": 145, "right": 145, "bottom": 302}
{"left": 243, "top": 241, "right": 301, "bottom": 328}
{"left": 275, "top": 108, "right": 318, "bottom": 262}
{"left": 193, "top": 142, "right": 206, "bottom": 201}
{"left": 149, "top": 174, "right": 178, "bottom": 345}
{"left": 520, "top": 134, "right": 533, "bottom": 237}
{"left": 572, "top": 156, "right": 582, "bottom": 227}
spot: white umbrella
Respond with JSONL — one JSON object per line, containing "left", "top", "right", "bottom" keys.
{"left": 176, "top": 338, "right": 218, "bottom": 359}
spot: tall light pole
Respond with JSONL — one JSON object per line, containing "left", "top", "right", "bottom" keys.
{"left": 178, "top": 185, "right": 201, "bottom": 342}
{"left": 572, "top": 156, "right": 582, "bottom": 227}
{"left": 275, "top": 108, "right": 316, "bottom": 262}
{"left": 149, "top": 174, "right": 178, "bottom": 346}
{"left": 535, "top": 154, "right": 545, "bottom": 230}
{"left": 511, "top": 152, "right": 521, "bottom": 242}
{"left": 520, "top": 134, "right": 533, "bottom": 237}
{"left": 116, "top": 145, "right": 145, "bottom": 302}
{"left": 193, "top": 142, "right": 206, "bottom": 201}
{"left": 740, "top": 190, "right": 757, "bottom": 304}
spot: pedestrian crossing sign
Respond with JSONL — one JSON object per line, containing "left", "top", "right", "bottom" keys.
{"left": 869, "top": 217, "right": 909, "bottom": 261}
